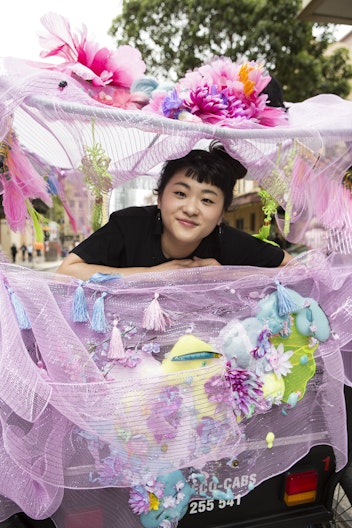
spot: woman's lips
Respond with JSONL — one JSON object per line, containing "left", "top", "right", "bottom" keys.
{"left": 177, "top": 218, "right": 198, "bottom": 227}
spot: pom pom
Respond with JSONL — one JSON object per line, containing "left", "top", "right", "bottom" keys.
{"left": 91, "top": 292, "right": 107, "bottom": 333}
{"left": 108, "top": 318, "right": 125, "bottom": 359}
{"left": 131, "top": 77, "right": 159, "bottom": 97}
{"left": 275, "top": 280, "right": 298, "bottom": 316}
{"left": 7, "top": 287, "right": 31, "bottom": 329}
{"left": 142, "top": 293, "right": 170, "bottom": 332}
{"left": 71, "top": 281, "right": 89, "bottom": 323}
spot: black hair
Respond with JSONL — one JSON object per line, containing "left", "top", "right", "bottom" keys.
{"left": 261, "top": 76, "right": 287, "bottom": 111}
{"left": 155, "top": 141, "right": 247, "bottom": 211}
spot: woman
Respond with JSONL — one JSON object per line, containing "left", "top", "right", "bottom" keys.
{"left": 57, "top": 142, "right": 291, "bottom": 280}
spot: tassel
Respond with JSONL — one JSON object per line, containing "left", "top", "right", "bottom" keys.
{"left": 88, "top": 272, "right": 122, "bottom": 283}
{"left": 275, "top": 280, "right": 298, "bottom": 316}
{"left": 108, "top": 318, "right": 125, "bottom": 359}
{"left": 7, "top": 287, "right": 31, "bottom": 329}
{"left": 71, "top": 280, "right": 89, "bottom": 322}
{"left": 91, "top": 292, "right": 107, "bottom": 333}
{"left": 142, "top": 293, "right": 170, "bottom": 332}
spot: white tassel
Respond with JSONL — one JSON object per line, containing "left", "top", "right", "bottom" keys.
{"left": 108, "top": 319, "right": 125, "bottom": 359}
{"left": 142, "top": 293, "right": 170, "bottom": 332}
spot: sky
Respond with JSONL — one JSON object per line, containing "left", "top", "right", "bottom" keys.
{"left": 0, "top": 2, "right": 351, "bottom": 62}
{"left": 0, "top": 1, "right": 122, "bottom": 61}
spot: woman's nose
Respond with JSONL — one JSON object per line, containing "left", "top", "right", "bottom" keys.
{"left": 183, "top": 199, "right": 199, "bottom": 215}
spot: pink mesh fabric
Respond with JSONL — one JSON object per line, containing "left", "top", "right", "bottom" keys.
{"left": 1, "top": 57, "right": 352, "bottom": 527}
{"left": 0, "top": 251, "right": 350, "bottom": 526}
{"left": 1, "top": 59, "right": 352, "bottom": 251}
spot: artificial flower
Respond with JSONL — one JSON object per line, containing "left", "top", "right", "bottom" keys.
{"left": 147, "top": 386, "right": 182, "bottom": 442}
{"left": 265, "top": 343, "right": 293, "bottom": 378}
{"left": 145, "top": 479, "right": 165, "bottom": 499}
{"left": 93, "top": 454, "right": 125, "bottom": 486}
{"left": 224, "top": 363, "right": 264, "bottom": 416}
{"left": 38, "top": 12, "right": 146, "bottom": 107}
{"left": 129, "top": 485, "right": 151, "bottom": 515}
{"left": 251, "top": 327, "right": 272, "bottom": 359}
{"left": 143, "top": 57, "right": 288, "bottom": 128}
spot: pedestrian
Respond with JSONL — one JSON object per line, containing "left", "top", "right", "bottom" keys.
{"left": 10, "top": 243, "right": 18, "bottom": 263}
{"left": 20, "top": 244, "right": 27, "bottom": 262}
{"left": 57, "top": 142, "right": 291, "bottom": 281}
{"left": 27, "top": 244, "right": 33, "bottom": 264}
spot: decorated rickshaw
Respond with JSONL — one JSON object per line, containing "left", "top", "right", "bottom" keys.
{"left": 1, "top": 12, "right": 352, "bottom": 528}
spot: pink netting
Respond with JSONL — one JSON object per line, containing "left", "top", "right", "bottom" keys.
{"left": 1, "top": 55, "right": 352, "bottom": 527}
{"left": 0, "top": 251, "right": 351, "bottom": 526}
{"left": 1, "top": 59, "right": 352, "bottom": 251}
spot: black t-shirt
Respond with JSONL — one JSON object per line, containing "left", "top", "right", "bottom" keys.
{"left": 71, "top": 205, "right": 284, "bottom": 268}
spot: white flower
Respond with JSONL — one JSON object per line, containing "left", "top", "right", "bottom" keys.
{"left": 163, "top": 496, "right": 177, "bottom": 509}
{"left": 266, "top": 343, "right": 293, "bottom": 378}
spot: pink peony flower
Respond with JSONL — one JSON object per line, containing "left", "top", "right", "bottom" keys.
{"left": 38, "top": 12, "right": 146, "bottom": 89}
{"left": 144, "top": 57, "right": 288, "bottom": 128}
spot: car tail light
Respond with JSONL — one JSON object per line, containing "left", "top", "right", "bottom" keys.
{"left": 284, "top": 469, "right": 318, "bottom": 506}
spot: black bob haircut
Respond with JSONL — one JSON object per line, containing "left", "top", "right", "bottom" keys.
{"left": 155, "top": 141, "right": 247, "bottom": 211}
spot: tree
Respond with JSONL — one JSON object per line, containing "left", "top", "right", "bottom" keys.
{"left": 110, "top": 0, "right": 352, "bottom": 102}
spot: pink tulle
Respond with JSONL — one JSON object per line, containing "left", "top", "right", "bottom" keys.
{"left": 1, "top": 177, "right": 28, "bottom": 232}
{"left": 7, "top": 135, "right": 52, "bottom": 206}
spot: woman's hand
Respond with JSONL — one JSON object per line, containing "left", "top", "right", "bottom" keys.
{"left": 190, "top": 256, "right": 221, "bottom": 267}
{"left": 152, "top": 257, "right": 221, "bottom": 272}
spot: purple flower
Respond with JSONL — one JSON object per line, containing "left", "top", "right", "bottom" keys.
{"left": 142, "top": 342, "right": 161, "bottom": 355}
{"left": 162, "top": 88, "right": 184, "bottom": 118}
{"left": 204, "top": 374, "right": 233, "bottom": 408}
{"left": 224, "top": 363, "right": 263, "bottom": 416}
{"left": 251, "top": 328, "right": 271, "bottom": 359}
{"left": 147, "top": 386, "right": 183, "bottom": 442}
{"left": 129, "top": 485, "right": 150, "bottom": 514}
{"left": 94, "top": 454, "right": 125, "bottom": 486}
{"left": 196, "top": 416, "right": 229, "bottom": 446}
{"left": 117, "top": 349, "right": 142, "bottom": 368}
{"left": 145, "top": 478, "right": 165, "bottom": 499}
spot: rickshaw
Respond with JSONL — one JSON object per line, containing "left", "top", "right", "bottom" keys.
{"left": 1, "top": 13, "right": 352, "bottom": 528}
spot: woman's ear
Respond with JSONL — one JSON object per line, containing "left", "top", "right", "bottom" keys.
{"left": 217, "top": 213, "right": 224, "bottom": 225}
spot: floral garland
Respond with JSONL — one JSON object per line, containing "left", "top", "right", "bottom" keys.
{"left": 143, "top": 58, "right": 288, "bottom": 128}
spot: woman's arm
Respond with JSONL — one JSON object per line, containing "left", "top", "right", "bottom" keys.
{"left": 279, "top": 250, "right": 293, "bottom": 266}
{"left": 56, "top": 253, "right": 197, "bottom": 281}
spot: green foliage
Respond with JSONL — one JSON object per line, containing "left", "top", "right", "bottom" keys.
{"left": 110, "top": 0, "right": 352, "bottom": 102}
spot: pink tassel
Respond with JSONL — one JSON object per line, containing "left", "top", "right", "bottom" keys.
{"left": 142, "top": 293, "right": 170, "bottom": 332}
{"left": 108, "top": 318, "right": 125, "bottom": 359}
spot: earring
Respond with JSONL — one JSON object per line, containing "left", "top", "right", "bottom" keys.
{"left": 157, "top": 210, "right": 161, "bottom": 222}
{"left": 218, "top": 223, "right": 223, "bottom": 236}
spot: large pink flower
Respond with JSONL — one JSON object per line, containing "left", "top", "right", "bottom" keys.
{"left": 38, "top": 12, "right": 146, "bottom": 88}
{"left": 144, "top": 57, "right": 288, "bottom": 128}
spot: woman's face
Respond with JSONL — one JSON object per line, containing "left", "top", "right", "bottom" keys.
{"left": 157, "top": 169, "right": 225, "bottom": 258}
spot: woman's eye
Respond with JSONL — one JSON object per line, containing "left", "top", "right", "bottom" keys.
{"left": 202, "top": 198, "right": 215, "bottom": 204}
{"left": 175, "top": 191, "right": 186, "bottom": 197}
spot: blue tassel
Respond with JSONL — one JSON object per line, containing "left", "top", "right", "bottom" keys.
{"left": 91, "top": 292, "right": 107, "bottom": 333}
{"left": 7, "top": 287, "right": 31, "bottom": 329}
{"left": 71, "top": 280, "right": 89, "bottom": 322}
{"left": 88, "top": 273, "right": 122, "bottom": 283}
{"left": 275, "top": 280, "right": 298, "bottom": 316}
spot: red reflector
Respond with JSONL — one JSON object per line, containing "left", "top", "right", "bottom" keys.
{"left": 285, "top": 469, "right": 318, "bottom": 495}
